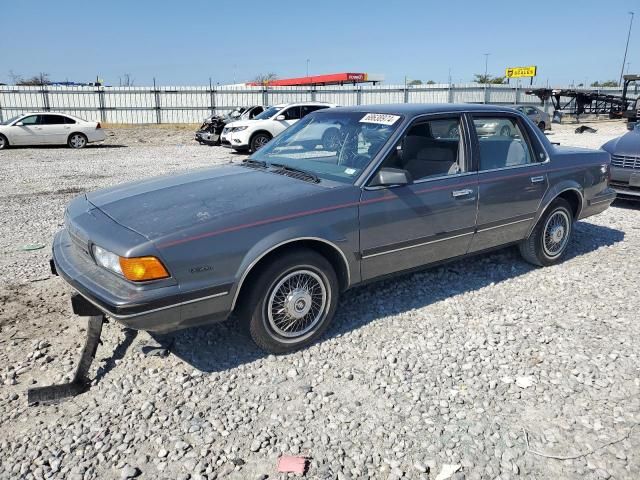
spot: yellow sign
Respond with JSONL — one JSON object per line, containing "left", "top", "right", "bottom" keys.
{"left": 505, "top": 66, "right": 537, "bottom": 78}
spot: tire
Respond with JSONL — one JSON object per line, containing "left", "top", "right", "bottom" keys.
{"left": 519, "top": 198, "right": 573, "bottom": 267}
{"left": 0, "top": 134, "right": 8, "bottom": 150}
{"left": 68, "top": 133, "right": 88, "bottom": 149}
{"left": 250, "top": 132, "right": 271, "bottom": 153}
{"left": 537, "top": 121, "right": 546, "bottom": 131}
{"left": 499, "top": 125, "right": 512, "bottom": 137}
{"left": 321, "top": 127, "right": 341, "bottom": 150}
{"left": 239, "top": 248, "right": 339, "bottom": 354}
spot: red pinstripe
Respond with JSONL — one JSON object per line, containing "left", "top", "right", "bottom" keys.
{"left": 157, "top": 161, "right": 606, "bottom": 248}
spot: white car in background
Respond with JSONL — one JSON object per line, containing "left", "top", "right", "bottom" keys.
{"left": 0, "top": 112, "right": 105, "bottom": 149}
{"left": 221, "top": 102, "right": 336, "bottom": 152}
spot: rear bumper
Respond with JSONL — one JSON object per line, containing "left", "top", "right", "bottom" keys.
{"left": 87, "top": 130, "right": 106, "bottom": 143}
{"left": 52, "top": 230, "right": 232, "bottom": 332}
{"left": 581, "top": 187, "right": 617, "bottom": 217}
{"left": 610, "top": 181, "right": 640, "bottom": 199}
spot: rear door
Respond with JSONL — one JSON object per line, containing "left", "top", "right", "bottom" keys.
{"left": 467, "top": 113, "right": 549, "bottom": 253}
{"left": 39, "top": 114, "right": 70, "bottom": 144}
{"left": 359, "top": 114, "right": 478, "bottom": 280}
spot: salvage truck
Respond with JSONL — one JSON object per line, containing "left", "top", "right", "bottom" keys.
{"left": 30, "top": 103, "right": 615, "bottom": 404}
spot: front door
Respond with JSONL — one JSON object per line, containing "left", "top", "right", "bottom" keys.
{"left": 9, "top": 114, "right": 43, "bottom": 145}
{"left": 467, "top": 113, "right": 549, "bottom": 252}
{"left": 359, "top": 115, "right": 479, "bottom": 280}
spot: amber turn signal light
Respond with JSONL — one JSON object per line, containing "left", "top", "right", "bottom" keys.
{"left": 119, "top": 256, "right": 170, "bottom": 282}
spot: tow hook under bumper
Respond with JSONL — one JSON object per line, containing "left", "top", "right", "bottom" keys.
{"left": 27, "top": 294, "right": 105, "bottom": 405}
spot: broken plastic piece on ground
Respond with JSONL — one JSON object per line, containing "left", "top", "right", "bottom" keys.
{"left": 435, "top": 464, "right": 461, "bottom": 480}
{"left": 22, "top": 243, "right": 45, "bottom": 251}
{"left": 575, "top": 125, "right": 597, "bottom": 134}
{"left": 277, "top": 455, "right": 308, "bottom": 475}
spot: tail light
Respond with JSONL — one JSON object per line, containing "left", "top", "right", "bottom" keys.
{"left": 96, "top": 122, "right": 102, "bottom": 129}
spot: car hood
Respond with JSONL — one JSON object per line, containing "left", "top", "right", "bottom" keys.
{"left": 601, "top": 129, "right": 640, "bottom": 156}
{"left": 85, "top": 165, "right": 326, "bottom": 241}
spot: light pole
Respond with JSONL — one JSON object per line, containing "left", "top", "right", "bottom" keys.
{"left": 483, "top": 53, "right": 490, "bottom": 80}
{"left": 619, "top": 12, "right": 634, "bottom": 87}
{"left": 306, "top": 59, "right": 310, "bottom": 78}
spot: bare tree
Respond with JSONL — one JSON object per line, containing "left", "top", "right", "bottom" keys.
{"left": 121, "top": 73, "right": 134, "bottom": 87}
{"left": 17, "top": 72, "right": 50, "bottom": 86}
{"left": 252, "top": 73, "right": 278, "bottom": 85}
{"left": 8, "top": 70, "right": 23, "bottom": 85}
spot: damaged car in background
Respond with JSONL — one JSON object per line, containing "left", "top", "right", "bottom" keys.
{"left": 195, "top": 105, "right": 265, "bottom": 146}
{"left": 32, "top": 103, "right": 615, "bottom": 404}
{"left": 602, "top": 123, "right": 640, "bottom": 199}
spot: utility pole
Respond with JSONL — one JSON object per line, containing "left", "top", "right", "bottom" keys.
{"left": 483, "top": 53, "right": 490, "bottom": 80}
{"left": 306, "top": 59, "right": 310, "bottom": 78}
{"left": 619, "top": 12, "right": 634, "bottom": 87}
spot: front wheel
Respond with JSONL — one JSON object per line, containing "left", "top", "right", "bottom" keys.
{"left": 0, "top": 134, "right": 8, "bottom": 150}
{"left": 519, "top": 198, "right": 573, "bottom": 266}
{"left": 68, "top": 133, "right": 87, "bottom": 149}
{"left": 250, "top": 132, "right": 271, "bottom": 153}
{"left": 240, "top": 249, "right": 339, "bottom": 354}
{"left": 538, "top": 121, "right": 546, "bottom": 131}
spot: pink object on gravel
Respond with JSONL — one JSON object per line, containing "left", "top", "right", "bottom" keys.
{"left": 277, "top": 455, "right": 308, "bottom": 474}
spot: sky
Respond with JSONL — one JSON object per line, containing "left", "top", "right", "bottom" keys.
{"left": 2, "top": 0, "right": 638, "bottom": 87}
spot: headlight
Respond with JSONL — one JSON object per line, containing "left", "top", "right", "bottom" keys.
{"left": 92, "top": 245, "right": 169, "bottom": 282}
{"left": 92, "top": 245, "right": 123, "bottom": 275}
{"left": 232, "top": 126, "right": 248, "bottom": 132}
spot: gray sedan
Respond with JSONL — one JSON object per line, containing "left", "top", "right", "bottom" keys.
{"left": 602, "top": 124, "right": 640, "bottom": 199}
{"left": 515, "top": 105, "right": 551, "bottom": 131}
{"left": 53, "top": 104, "right": 614, "bottom": 354}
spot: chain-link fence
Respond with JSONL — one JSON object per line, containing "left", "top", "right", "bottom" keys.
{"left": 0, "top": 83, "right": 626, "bottom": 124}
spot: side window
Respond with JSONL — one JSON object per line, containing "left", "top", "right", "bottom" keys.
{"left": 301, "top": 105, "right": 329, "bottom": 117}
{"left": 282, "top": 106, "right": 301, "bottom": 120}
{"left": 249, "top": 107, "right": 264, "bottom": 119}
{"left": 18, "top": 115, "right": 40, "bottom": 125}
{"left": 41, "top": 115, "right": 67, "bottom": 125}
{"left": 473, "top": 116, "right": 533, "bottom": 170}
{"left": 64, "top": 116, "right": 76, "bottom": 124}
{"left": 525, "top": 107, "right": 538, "bottom": 116}
{"left": 380, "top": 117, "right": 463, "bottom": 181}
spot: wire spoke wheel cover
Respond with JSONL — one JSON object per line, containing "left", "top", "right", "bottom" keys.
{"left": 266, "top": 269, "right": 328, "bottom": 339}
{"left": 542, "top": 209, "right": 570, "bottom": 258}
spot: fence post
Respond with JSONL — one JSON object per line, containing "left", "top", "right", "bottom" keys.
{"left": 153, "top": 78, "right": 161, "bottom": 124}
{"left": 97, "top": 87, "right": 107, "bottom": 123}
{"left": 209, "top": 79, "right": 216, "bottom": 115}
{"left": 483, "top": 85, "right": 489, "bottom": 104}
{"left": 448, "top": 84, "right": 454, "bottom": 103}
{"left": 262, "top": 87, "right": 269, "bottom": 107}
{"left": 403, "top": 85, "right": 409, "bottom": 103}
{"left": 42, "top": 86, "right": 51, "bottom": 112}
{"left": 356, "top": 86, "right": 362, "bottom": 105}
{"left": 514, "top": 86, "right": 520, "bottom": 105}
{"left": 310, "top": 87, "right": 316, "bottom": 102}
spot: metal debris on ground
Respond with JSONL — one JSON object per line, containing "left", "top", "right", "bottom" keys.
{"left": 575, "top": 125, "right": 598, "bottom": 134}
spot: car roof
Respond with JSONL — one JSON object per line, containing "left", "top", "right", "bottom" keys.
{"left": 18, "top": 112, "right": 77, "bottom": 118}
{"left": 273, "top": 102, "right": 336, "bottom": 108}
{"left": 329, "top": 103, "right": 521, "bottom": 116}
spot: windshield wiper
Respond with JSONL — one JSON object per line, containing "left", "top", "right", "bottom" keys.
{"left": 241, "top": 158, "right": 267, "bottom": 169}
{"left": 270, "top": 163, "right": 320, "bottom": 183}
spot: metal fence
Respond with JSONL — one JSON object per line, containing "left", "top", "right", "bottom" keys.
{"left": 0, "top": 83, "right": 627, "bottom": 124}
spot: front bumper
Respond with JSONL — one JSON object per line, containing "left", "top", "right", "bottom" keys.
{"left": 610, "top": 166, "right": 640, "bottom": 199}
{"left": 52, "top": 230, "right": 232, "bottom": 332}
{"left": 220, "top": 130, "right": 250, "bottom": 149}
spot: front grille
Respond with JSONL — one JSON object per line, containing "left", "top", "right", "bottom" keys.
{"left": 611, "top": 154, "right": 640, "bottom": 170}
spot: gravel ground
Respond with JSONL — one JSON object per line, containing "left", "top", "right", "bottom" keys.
{"left": 1, "top": 120, "right": 639, "bottom": 480}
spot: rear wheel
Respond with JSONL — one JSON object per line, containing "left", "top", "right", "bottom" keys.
{"left": 537, "top": 121, "right": 546, "bottom": 131}
{"left": 519, "top": 198, "right": 573, "bottom": 266}
{"left": 250, "top": 132, "right": 271, "bottom": 153}
{"left": 0, "top": 134, "right": 8, "bottom": 150}
{"left": 499, "top": 125, "right": 512, "bottom": 137}
{"left": 68, "top": 133, "right": 87, "bottom": 149}
{"left": 239, "top": 249, "right": 339, "bottom": 354}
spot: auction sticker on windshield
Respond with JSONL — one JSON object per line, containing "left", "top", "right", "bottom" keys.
{"left": 359, "top": 113, "right": 401, "bottom": 125}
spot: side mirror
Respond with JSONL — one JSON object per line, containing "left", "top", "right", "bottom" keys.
{"left": 275, "top": 114, "right": 286, "bottom": 121}
{"left": 15, "top": 121, "right": 24, "bottom": 126}
{"left": 369, "top": 168, "right": 413, "bottom": 187}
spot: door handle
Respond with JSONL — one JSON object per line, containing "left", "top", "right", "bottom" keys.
{"left": 530, "top": 175, "right": 545, "bottom": 184}
{"left": 452, "top": 188, "right": 474, "bottom": 198}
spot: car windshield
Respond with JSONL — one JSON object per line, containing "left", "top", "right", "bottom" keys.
{"left": 250, "top": 111, "right": 403, "bottom": 183}
{"left": 1, "top": 115, "right": 21, "bottom": 125}
{"left": 254, "top": 106, "right": 280, "bottom": 120}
